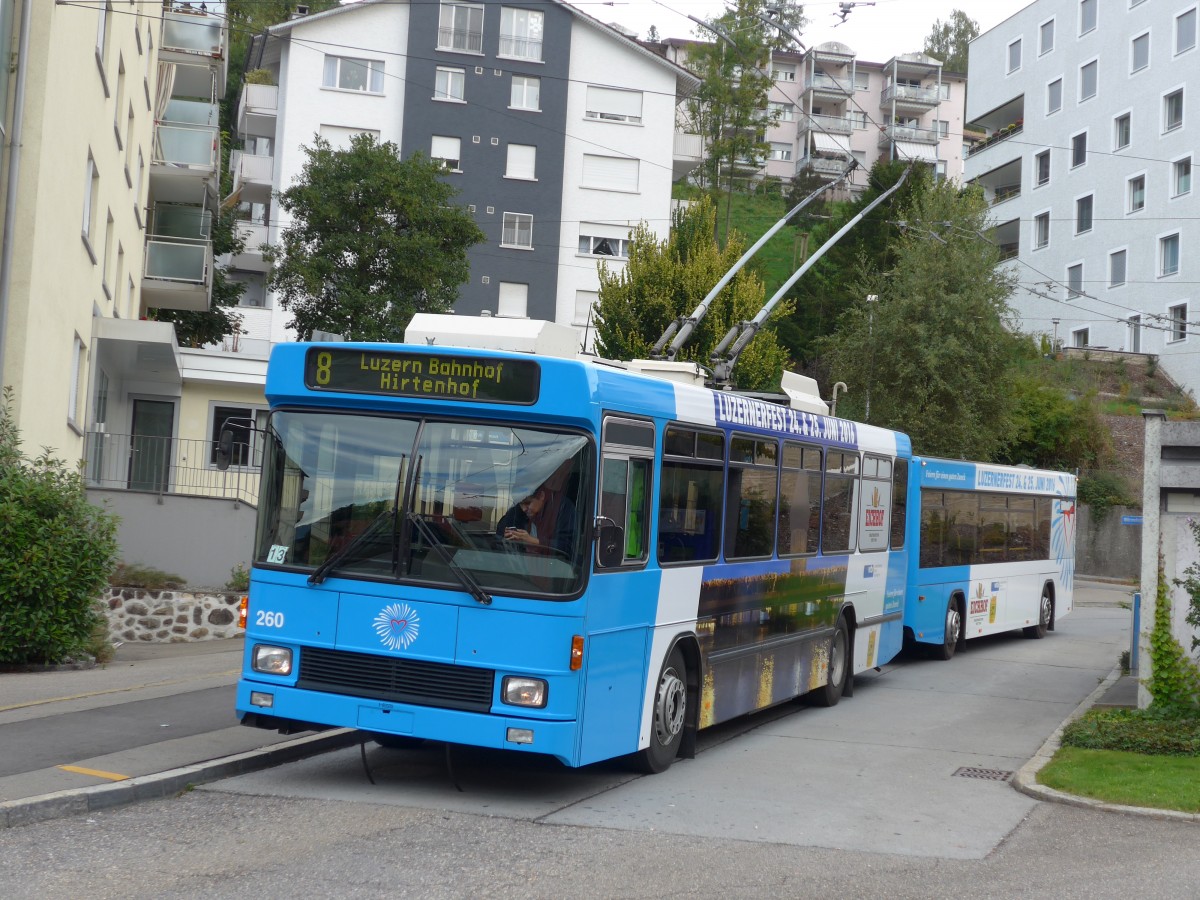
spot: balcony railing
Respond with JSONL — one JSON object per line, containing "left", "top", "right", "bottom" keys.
{"left": 153, "top": 121, "right": 219, "bottom": 169}
{"left": 498, "top": 35, "right": 542, "bottom": 60}
{"left": 804, "top": 73, "right": 853, "bottom": 94}
{"left": 238, "top": 83, "right": 278, "bottom": 138}
{"left": 162, "top": 7, "right": 224, "bottom": 58}
{"left": 878, "top": 124, "right": 939, "bottom": 146}
{"left": 437, "top": 26, "right": 483, "bottom": 53}
{"left": 799, "top": 114, "right": 853, "bottom": 135}
{"left": 998, "top": 242, "right": 1019, "bottom": 261}
{"left": 85, "top": 432, "right": 259, "bottom": 506}
{"left": 799, "top": 155, "right": 849, "bottom": 175}
{"left": 145, "top": 235, "right": 210, "bottom": 283}
{"left": 882, "top": 84, "right": 939, "bottom": 105}
{"left": 966, "top": 124, "right": 1023, "bottom": 158}
{"left": 673, "top": 132, "right": 703, "bottom": 159}
{"left": 990, "top": 184, "right": 1021, "bottom": 206}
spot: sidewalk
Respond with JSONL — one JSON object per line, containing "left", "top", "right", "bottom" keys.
{"left": 0, "top": 637, "right": 355, "bottom": 828}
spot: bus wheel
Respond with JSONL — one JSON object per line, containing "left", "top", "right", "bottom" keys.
{"left": 932, "top": 598, "right": 961, "bottom": 661}
{"left": 808, "top": 615, "right": 849, "bottom": 707}
{"left": 1024, "top": 588, "right": 1052, "bottom": 639}
{"left": 632, "top": 648, "right": 687, "bottom": 774}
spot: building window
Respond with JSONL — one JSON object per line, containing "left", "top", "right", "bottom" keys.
{"left": 233, "top": 273, "right": 267, "bottom": 308}
{"left": 769, "top": 142, "right": 792, "bottom": 161}
{"left": 505, "top": 143, "right": 536, "bottom": 179}
{"left": 431, "top": 135, "right": 461, "bottom": 171}
{"left": 1128, "top": 174, "right": 1145, "bottom": 212}
{"left": 1067, "top": 263, "right": 1083, "bottom": 298}
{"left": 1071, "top": 131, "right": 1087, "bottom": 167}
{"left": 497, "top": 281, "right": 529, "bottom": 317}
{"left": 1080, "top": 0, "right": 1096, "bottom": 35}
{"left": 1174, "top": 156, "right": 1192, "bottom": 196}
{"left": 1035, "top": 150, "right": 1050, "bottom": 186}
{"left": 499, "top": 7, "right": 543, "bottom": 61}
{"left": 1007, "top": 38, "right": 1021, "bottom": 73}
{"left": 69, "top": 336, "right": 85, "bottom": 426}
{"left": 438, "top": 1, "right": 484, "bottom": 53}
{"left": 82, "top": 152, "right": 99, "bottom": 251}
{"left": 585, "top": 86, "right": 642, "bottom": 124}
{"left": 501, "top": 212, "right": 533, "bottom": 248}
{"left": 773, "top": 64, "right": 795, "bottom": 82}
{"left": 434, "top": 66, "right": 465, "bottom": 101}
{"left": 1160, "top": 233, "right": 1180, "bottom": 277}
{"left": 1131, "top": 33, "right": 1150, "bottom": 72}
{"left": 1109, "top": 249, "right": 1126, "bottom": 287}
{"left": 768, "top": 101, "right": 794, "bottom": 121}
{"left": 210, "top": 406, "right": 266, "bottom": 467}
{"left": 102, "top": 211, "right": 114, "bottom": 296}
{"left": 1040, "top": 18, "right": 1055, "bottom": 54}
{"left": 1034, "top": 211, "right": 1050, "bottom": 249}
{"left": 850, "top": 111, "right": 868, "bottom": 129}
{"left": 1129, "top": 315, "right": 1142, "bottom": 353}
{"left": 934, "top": 119, "right": 949, "bottom": 137}
{"left": 1114, "top": 113, "right": 1130, "bottom": 150}
{"left": 579, "top": 232, "right": 630, "bottom": 258}
{"left": 1177, "top": 8, "right": 1197, "bottom": 54}
{"left": 322, "top": 56, "right": 384, "bottom": 93}
{"left": 1072, "top": 327, "right": 1089, "bottom": 348}
{"left": 1079, "top": 60, "right": 1097, "bottom": 101}
{"left": 581, "top": 154, "right": 639, "bottom": 192}
{"left": 1169, "top": 303, "right": 1188, "bottom": 341}
{"left": 1075, "top": 195, "right": 1093, "bottom": 234}
{"left": 1047, "top": 78, "right": 1062, "bottom": 114}
{"left": 1164, "top": 89, "right": 1184, "bottom": 131}
{"left": 510, "top": 74, "right": 540, "bottom": 110}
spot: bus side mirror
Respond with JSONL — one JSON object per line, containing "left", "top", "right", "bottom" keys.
{"left": 596, "top": 523, "right": 624, "bottom": 568}
{"left": 215, "top": 428, "right": 235, "bottom": 471}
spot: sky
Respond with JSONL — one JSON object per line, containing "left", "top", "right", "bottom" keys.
{"left": 573, "top": 0, "right": 1034, "bottom": 64}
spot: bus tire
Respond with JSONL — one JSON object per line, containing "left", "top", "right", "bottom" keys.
{"left": 808, "top": 615, "right": 849, "bottom": 707}
{"left": 631, "top": 647, "right": 687, "bottom": 774}
{"left": 932, "top": 596, "right": 961, "bottom": 661}
{"left": 1024, "top": 587, "right": 1052, "bottom": 639}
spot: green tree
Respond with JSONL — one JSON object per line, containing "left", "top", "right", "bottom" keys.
{"left": 268, "top": 134, "right": 485, "bottom": 341}
{"left": 150, "top": 208, "right": 246, "bottom": 348}
{"left": 818, "top": 170, "right": 1019, "bottom": 459}
{"left": 687, "top": 0, "right": 806, "bottom": 212}
{"left": 998, "top": 366, "right": 1110, "bottom": 471}
{"left": 0, "top": 389, "right": 119, "bottom": 664}
{"left": 593, "top": 196, "right": 790, "bottom": 392}
{"left": 923, "top": 9, "right": 980, "bottom": 73}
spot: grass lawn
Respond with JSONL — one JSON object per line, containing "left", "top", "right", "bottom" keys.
{"left": 1038, "top": 746, "right": 1200, "bottom": 813}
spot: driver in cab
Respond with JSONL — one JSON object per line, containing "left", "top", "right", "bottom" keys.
{"left": 497, "top": 485, "right": 577, "bottom": 556}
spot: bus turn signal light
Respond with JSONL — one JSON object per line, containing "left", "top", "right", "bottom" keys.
{"left": 238, "top": 596, "right": 248, "bottom": 629}
{"left": 570, "top": 635, "right": 584, "bottom": 671}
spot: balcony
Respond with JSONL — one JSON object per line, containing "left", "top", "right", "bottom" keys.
{"left": 229, "top": 221, "right": 270, "bottom": 273}
{"left": 151, "top": 118, "right": 219, "bottom": 203}
{"left": 804, "top": 73, "right": 854, "bottom": 98}
{"left": 84, "top": 431, "right": 259, "bottom": 506}
{"left": 799, "top": 114, "right": 853, "bottom": 136}
{"left": 798, "top": 154, "right": 850, "bottom": 176}
{"left": 237, "top": 83, "right": 277, "bottom": 139}
{"left": 143, "top": 235, "right": 213, "bottom": 312}
{"left": 881, "top": 83, "right": 940, "bottom": 112}
{"left": 973, "top": 157, "right": 1022, "bottom": 207}
{"left": 878, "top": 124, "right": 938, "bottom": 147}
{"left": 230, "top": 150, "right": 274, "bottom": 205}
{"left": 161, "top": 4, "right": 227, "bottom": 96}
{"left": 673, "top": 131, "right": 703, "bottom": 180}
{"left": 966, "top": 124, "right": 1023, "bottom": 158}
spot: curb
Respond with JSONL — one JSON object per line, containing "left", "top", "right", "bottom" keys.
{"left": 0, "top": 729, "right": 360, "bottom": 829}
{"left": 1012, "top": 665, "right": 1200, "bottom": 823}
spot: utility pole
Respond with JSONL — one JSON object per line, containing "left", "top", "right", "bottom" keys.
{"left": 865, "top": 293, "right": 878, "bottom": 421}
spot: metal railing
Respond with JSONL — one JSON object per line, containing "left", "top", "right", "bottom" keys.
{"left": 437, "top": 26, "right": 483, "bottom": 53}
{"left": 85, "top": 431, "right": 259, "bottom": 505}
{"left": 882, "top": 83, "right": 940, "bottom": 105}
{"left": 966, "top": 124, "right": 1023, "bottom": 158}
{"left": 499, "top": 35, "right": 542, "bottom": 60}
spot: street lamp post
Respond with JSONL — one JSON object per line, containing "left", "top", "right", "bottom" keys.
{"left": 865, "top": 293, "right": 878, "bottom": 421}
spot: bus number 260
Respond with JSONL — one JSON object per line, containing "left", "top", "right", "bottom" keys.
{"left": 256, "top": 610, "right": 285, "bottom": 628}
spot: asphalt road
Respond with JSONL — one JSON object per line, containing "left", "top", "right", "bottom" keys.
{"left": 6, "top": 581, "right": 1196, "bottom": 898}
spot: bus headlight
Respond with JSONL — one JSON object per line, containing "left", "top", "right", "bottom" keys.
{"left": 252, "top": 645, "right": 293, "bottom": 676}
{"left": 502, "top": 676, "right": 547, "bottom": 708}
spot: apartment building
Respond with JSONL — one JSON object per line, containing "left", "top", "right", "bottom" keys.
{"left": 966, "top": 0, "right": 1198, "bottom": 397}
{"left": 656, "top": 38, "right": 967, "bottom": 196}
{"left": 231, "top": 0, "right": 699, "bottom": 343}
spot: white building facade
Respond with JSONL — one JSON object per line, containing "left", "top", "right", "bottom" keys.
{"left": 966, "top": 0, "right": 1198, "bottom": 397}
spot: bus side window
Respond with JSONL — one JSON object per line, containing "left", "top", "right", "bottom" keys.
{"left": 820, "top": 451, "right": 858, "bottom": 554}
{"left": 891, "top": 458, "right": 908, "bottom": 549}
{"left": 597, "top": 417, "right": 654, "bottom": 570}
{"left": 657, "top": 425, "right": 724, "bottom": 564}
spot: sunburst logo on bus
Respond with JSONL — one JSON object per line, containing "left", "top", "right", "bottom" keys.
{"left": 373, "top": 602, "right": 420, "bottom": 651}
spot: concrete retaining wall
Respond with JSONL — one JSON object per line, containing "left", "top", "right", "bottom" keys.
{"left": 1077, "top": 504, "right": 1141, "bottom": 581}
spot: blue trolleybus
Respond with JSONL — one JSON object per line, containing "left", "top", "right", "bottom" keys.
{"left": 903, "top": 457, "right": 1077, "bottom": 660}
{"left": 235, "top": 333, "right": 915, "bottom": 772}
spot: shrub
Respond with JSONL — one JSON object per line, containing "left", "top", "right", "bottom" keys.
{"left": 110, "top": 562, "right": 186, "bottom": 590}
{"left": 226, "top": 562, "right": 250, "bottom": 592}
{"left": 1077, "top": 470, "right": 1136, "bottom": 515}
{"left": 0, "top": 388, "right": 120, "bottom": 664}
{"left": 1061, "top": 708, "right": 1200, "bottom": 756}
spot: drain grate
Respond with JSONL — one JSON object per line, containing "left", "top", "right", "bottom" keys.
{"left": 953, "top": 766, "right": 1013, "bottom": 782}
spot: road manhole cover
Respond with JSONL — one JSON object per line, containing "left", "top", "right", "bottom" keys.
{"left": 953, "top": 767, "right": 1013, "bottom": 781}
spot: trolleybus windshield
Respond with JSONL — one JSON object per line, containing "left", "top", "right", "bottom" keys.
{"left": 254, "top": 410, "right": 592, "bottom": 597}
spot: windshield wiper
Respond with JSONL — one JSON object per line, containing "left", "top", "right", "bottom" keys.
{"left": 406, "top": 513, "right": 492, "bottom": 606}
{"left": 307, "top": 507, "right": 395, "bottom": 586}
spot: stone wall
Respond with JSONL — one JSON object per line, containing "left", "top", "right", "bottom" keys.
{"left": 101, "top": 588, "right": 243, "bottom": 643}
{"left": 1076, "top": 504, "right": 1142, "bottom": 581}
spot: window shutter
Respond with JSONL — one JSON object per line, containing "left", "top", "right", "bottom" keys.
{"left": 506, "top": 144, "right": 536, "bottom": 179}
{"left": 582, "top": 154, "right": 638, "bottom": 191}
{"left": 585, "top": 86, "right": 643, "bottom": 121}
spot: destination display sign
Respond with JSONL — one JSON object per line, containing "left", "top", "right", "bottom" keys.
{"left": 304, "top": 348, "right": 540, "bottom": 404}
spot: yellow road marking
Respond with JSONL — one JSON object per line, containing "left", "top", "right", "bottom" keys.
{"left": 0, "top": 670, "right": 241, "bottom": 713}
{"left": 57, "top": 765, "right": 130, "bottom": 782}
